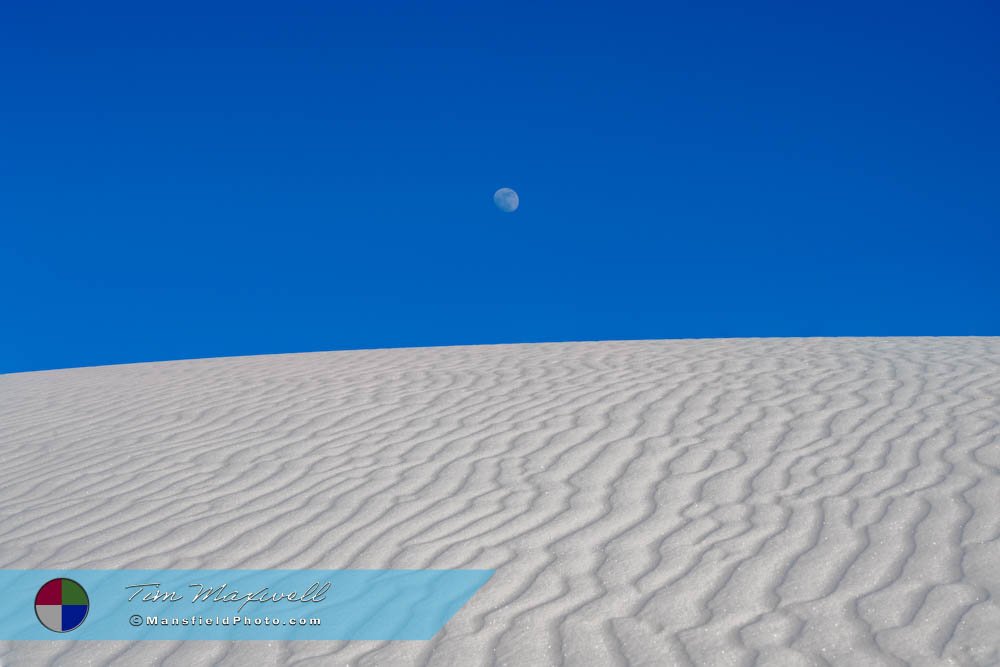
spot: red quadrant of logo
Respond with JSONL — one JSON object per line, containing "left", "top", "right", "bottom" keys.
{"left": 35, "top": 579, "right": 62, "bottom": 605}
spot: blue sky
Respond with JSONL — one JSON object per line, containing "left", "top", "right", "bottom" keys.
{"left": 2, "top": 1, "right": 997, "bottom": 373}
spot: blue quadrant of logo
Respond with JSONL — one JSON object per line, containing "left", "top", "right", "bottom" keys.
{"left": 1, "top": 570, "right": 493, "bottom": 640}
{"left": 61, "top": 605, "right": 89, "bottom": 631}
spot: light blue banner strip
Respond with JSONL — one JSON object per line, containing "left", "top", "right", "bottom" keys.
{"left": 0, "top": 569, "right": 493, "bottom": 640}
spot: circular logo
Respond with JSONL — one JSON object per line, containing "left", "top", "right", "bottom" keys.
{"left": 35, "top": 578, "right": 89, "bottom": 633}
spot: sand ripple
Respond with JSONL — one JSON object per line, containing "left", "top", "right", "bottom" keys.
{"left": 1, "top": 338, "right": 998, "bottom": 666}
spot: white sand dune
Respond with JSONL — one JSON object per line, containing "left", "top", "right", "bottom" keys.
{"left": 1, "top": 338, "right": 998, "bottom": 666}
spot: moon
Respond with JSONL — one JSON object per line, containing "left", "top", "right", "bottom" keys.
{"left": 493, "top": 187, "right": 519, "bottom": 213}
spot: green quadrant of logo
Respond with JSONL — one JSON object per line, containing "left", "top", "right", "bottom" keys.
{"left": 60, "top": 579, "right": 88, "bottom": 605}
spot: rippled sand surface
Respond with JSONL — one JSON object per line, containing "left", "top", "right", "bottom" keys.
{"left": 1, "top": 338, "right": 998, "bottom": 666}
